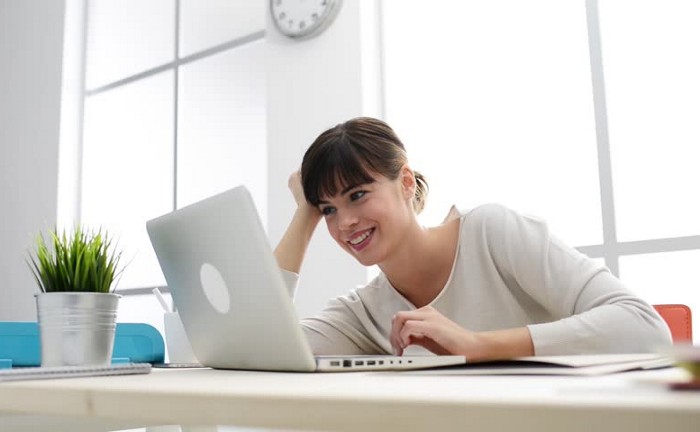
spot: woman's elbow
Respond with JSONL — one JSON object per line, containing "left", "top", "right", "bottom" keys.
{"left": 648, "top": 315, "right": 674, "bottom": 348}
{"left": 627, "top": 310, "right": 674, "bottom": 352}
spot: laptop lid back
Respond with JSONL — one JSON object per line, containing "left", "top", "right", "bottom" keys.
{"left": 146, "top": 185, "right": 316, "bottom": 371}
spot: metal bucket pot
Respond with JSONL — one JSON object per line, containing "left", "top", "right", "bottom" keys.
{"left": 35, "top": 292, "right": 121, "bottom": 367}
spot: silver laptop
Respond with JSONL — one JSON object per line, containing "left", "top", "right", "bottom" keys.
{"left": 146, "top": 185, "right": 466, "bottom": 372}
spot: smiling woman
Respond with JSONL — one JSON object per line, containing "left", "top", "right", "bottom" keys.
{"left": 274, "top": 117, "right": 672, "bottom": 362}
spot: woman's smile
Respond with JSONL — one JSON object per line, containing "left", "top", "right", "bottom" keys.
{"left": 347, "top": 227, "right": 375, "bottom": 251}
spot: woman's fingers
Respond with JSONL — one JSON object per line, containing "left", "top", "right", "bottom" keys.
{"left": 391, "top": 306, "right": 468, "bottom": 356}
{"left": 399, "top": 319, "right": 432, "bottom": 347}
{"left": 390, "top": 313, "right": 404, "bottom": 355}
{"left": 391, "top": 310, "right": 416, "bottom": 355}
{"left": 288, "top": 170, "right": 306, "bottom": 206}
{"left": 391, "top": 307, "right": 442, "bottom": 353}
{"left": 400, "top": 323, "right": 453, "bottom": 356}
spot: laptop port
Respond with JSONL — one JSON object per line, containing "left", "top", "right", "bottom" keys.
{"left": 355, "top": 360, "right": 364, "bottom": 366}
{"left": 367, "top": 361, "right": 376, "bottom": 366}
{"left": 343, "top": 360, "right": 352, "bottom": 367}
{"left": 330, "top": 361, "right": 340, "bottom": 367}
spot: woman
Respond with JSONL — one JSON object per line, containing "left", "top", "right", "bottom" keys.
{"left": 274, "top": 117, "right": 671, "bottom": 361}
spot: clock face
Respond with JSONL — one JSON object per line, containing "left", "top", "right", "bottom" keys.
{"left": 270, "top": 0, "right": 342, "bottom": 39}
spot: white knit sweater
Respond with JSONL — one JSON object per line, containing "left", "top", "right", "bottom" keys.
{"left": 283, "top": 204, "right": 671, "bottom": 356}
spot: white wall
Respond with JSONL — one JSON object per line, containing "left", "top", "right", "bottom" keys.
{"left": 0, "top": 0, "right": 380, "bottom": 322}
{"left": 266, "top": 1, "right": 382, "bottom": 318}
{"left": 0, "top": 0, "right": 66, "bottom": 321}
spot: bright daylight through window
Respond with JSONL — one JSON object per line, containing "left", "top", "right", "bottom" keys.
{"left": 382, "top": 0, "right": 700, "bottom": 335}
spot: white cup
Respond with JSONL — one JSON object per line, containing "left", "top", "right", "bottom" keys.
{"left": 163, "top": 312, "right": 199, "bottom": 364}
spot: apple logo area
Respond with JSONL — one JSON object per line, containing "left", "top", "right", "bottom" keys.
{"left": 199, "top": 263, "right": 231, "bottom": 314}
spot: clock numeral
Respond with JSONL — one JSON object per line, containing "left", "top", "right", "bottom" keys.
{"left": 272, "top": 0, "right": 336, "bottom": 37}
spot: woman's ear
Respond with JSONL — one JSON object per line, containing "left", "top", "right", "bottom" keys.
{"left": 399, "top": 165, "right": 416, "bottom": 200}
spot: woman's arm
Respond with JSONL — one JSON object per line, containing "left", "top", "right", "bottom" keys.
{"left": 390, "top": 204, "right": 671, "bottom": 359}
{"left": 390, "top": 306, "right": 534, "bottom": 361}
{"left": 274, "top": 171, "right": 323, "bottom": 273}
{"left": 275, "top": 172, "right": 382, "bottom": 355}
{"left": 485, "top": 204, "right": 672, "bottom": 355}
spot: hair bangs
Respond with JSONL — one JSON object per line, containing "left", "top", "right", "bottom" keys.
{"left": 304, "top": 138, "right": 376, "bottom": 206}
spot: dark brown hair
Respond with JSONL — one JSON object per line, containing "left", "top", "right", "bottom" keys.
{"left": 301, "top": 117, "right": 428, "bottom": 214}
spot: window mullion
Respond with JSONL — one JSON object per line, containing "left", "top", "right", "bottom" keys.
{"left": 173, "top": 0, "right": 180, "bottom": 211}
{"left": 585, "top": 0, "right": 619, "bottom": 276}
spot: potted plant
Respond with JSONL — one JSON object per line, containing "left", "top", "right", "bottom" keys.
{"left": 28, "top": 226, "right": 124, "bottom": 367}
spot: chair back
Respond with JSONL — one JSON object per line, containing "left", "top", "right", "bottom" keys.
{"left": 653, "top": 304, "right": 693, "bottom": 343}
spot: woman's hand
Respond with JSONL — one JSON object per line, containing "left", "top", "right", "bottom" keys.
{"left": 390, "top": 306, "right": 534, "bottom": 362}
{"left": 288, "top": 170, "right": 307, "bottom": 208}
{"left": 287, "top": 170, "right": 323, "bottom": 221}
{"left": 390, "top": 306, "right": 477, "bottom": 357}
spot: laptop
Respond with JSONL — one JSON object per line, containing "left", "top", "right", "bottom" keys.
{"left": 146, "top": 185, "right": 466, "bottom": 372}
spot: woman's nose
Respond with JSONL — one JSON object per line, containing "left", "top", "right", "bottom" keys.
{"left": 337, "top": 209, "right": 359, "bottom": 230}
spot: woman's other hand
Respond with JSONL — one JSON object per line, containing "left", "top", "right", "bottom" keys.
{"left": 390, "top": 306, "right": 534, "bottom": 362}
{"left": 390, "top": 306, "right": 477, "bottom": 357}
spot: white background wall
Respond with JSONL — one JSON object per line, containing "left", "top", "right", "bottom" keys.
{"left": 0, "top": 0, "right": 66, "bottom": 321}
{"left": 0, "top": 0, "right": 380, "bottom": 321}
{"left": 267, "top": 0, "right": 381, "bottom": 318}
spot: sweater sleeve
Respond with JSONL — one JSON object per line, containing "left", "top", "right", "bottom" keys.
{"left": 280, "top": 268, "right": 299, "bottom": 298}
{"left": 300, "top": 296, "right": 388, "bottom": 355}
{"left": 478, "top": 204, "right": 672, "bottom": 355}
{"left": 279, "top": 269, "right": 387, "bottom": 355}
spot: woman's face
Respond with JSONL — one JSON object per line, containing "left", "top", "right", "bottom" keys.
{"left": 317, "top": 168, "right": 415, "bottom": 266}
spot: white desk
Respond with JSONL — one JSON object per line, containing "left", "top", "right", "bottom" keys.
{"left": 1, "top": 367, "right": 699, "bottom": 431}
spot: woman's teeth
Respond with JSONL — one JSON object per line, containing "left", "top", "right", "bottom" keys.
{"left": 349, "top": 229, "right": 372, "bottom": 245}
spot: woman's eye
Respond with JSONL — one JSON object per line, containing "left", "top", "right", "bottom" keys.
{"left": 321, "top": 207, "right": 335, "bottom": 216}
{"left": 349, "top": 191, "right": 366, "bottom": 201}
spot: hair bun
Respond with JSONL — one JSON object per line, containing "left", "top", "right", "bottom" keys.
{"left": 413, "top": 170, "right": 429, "bottom": 214}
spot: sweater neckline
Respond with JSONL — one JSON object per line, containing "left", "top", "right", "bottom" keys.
{"left": 383, "top": 209, "right": 466, "bottom": 310}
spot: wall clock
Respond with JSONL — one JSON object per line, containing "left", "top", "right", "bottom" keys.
{"left": 270, "top": 0, "right": 343, "bottom": 39}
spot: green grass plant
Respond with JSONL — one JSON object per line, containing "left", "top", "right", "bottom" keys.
{"left": 28, "top": 226, "right": 123, "bottom": 293}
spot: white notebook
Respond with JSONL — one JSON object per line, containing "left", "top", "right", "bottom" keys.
{"left": 0, "top": 363, "right": 152, "bottom": 382}
{"left": 404, "top": 354, "right": 674, "bottom": 376}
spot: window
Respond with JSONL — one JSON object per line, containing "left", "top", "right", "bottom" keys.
{"left": 76, "top": 0, "right": 266, "bottom": 294}
{"left": 382, "top": 0, "right": 700, "bottom": 334}
{"left": 599, "top": 0, "right": 700, "bottom": 242}
{"left": 383, "top": 1, "right": 601, "bottom": 246}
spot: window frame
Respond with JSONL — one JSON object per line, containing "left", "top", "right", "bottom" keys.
{"left": 69, "top": 0, "right": 266, "bottom": 296}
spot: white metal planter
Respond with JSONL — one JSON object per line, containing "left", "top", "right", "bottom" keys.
{"left": 35, "top": 292, "right": 120, "bottom": 367}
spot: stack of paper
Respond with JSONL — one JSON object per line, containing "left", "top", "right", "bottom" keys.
{"left": 0, "top": 363, "right": 152, "bottom": 382}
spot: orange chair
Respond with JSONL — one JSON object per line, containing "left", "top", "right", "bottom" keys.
{"left": 653, "top": 304, "right": 693, "bottom": 343}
